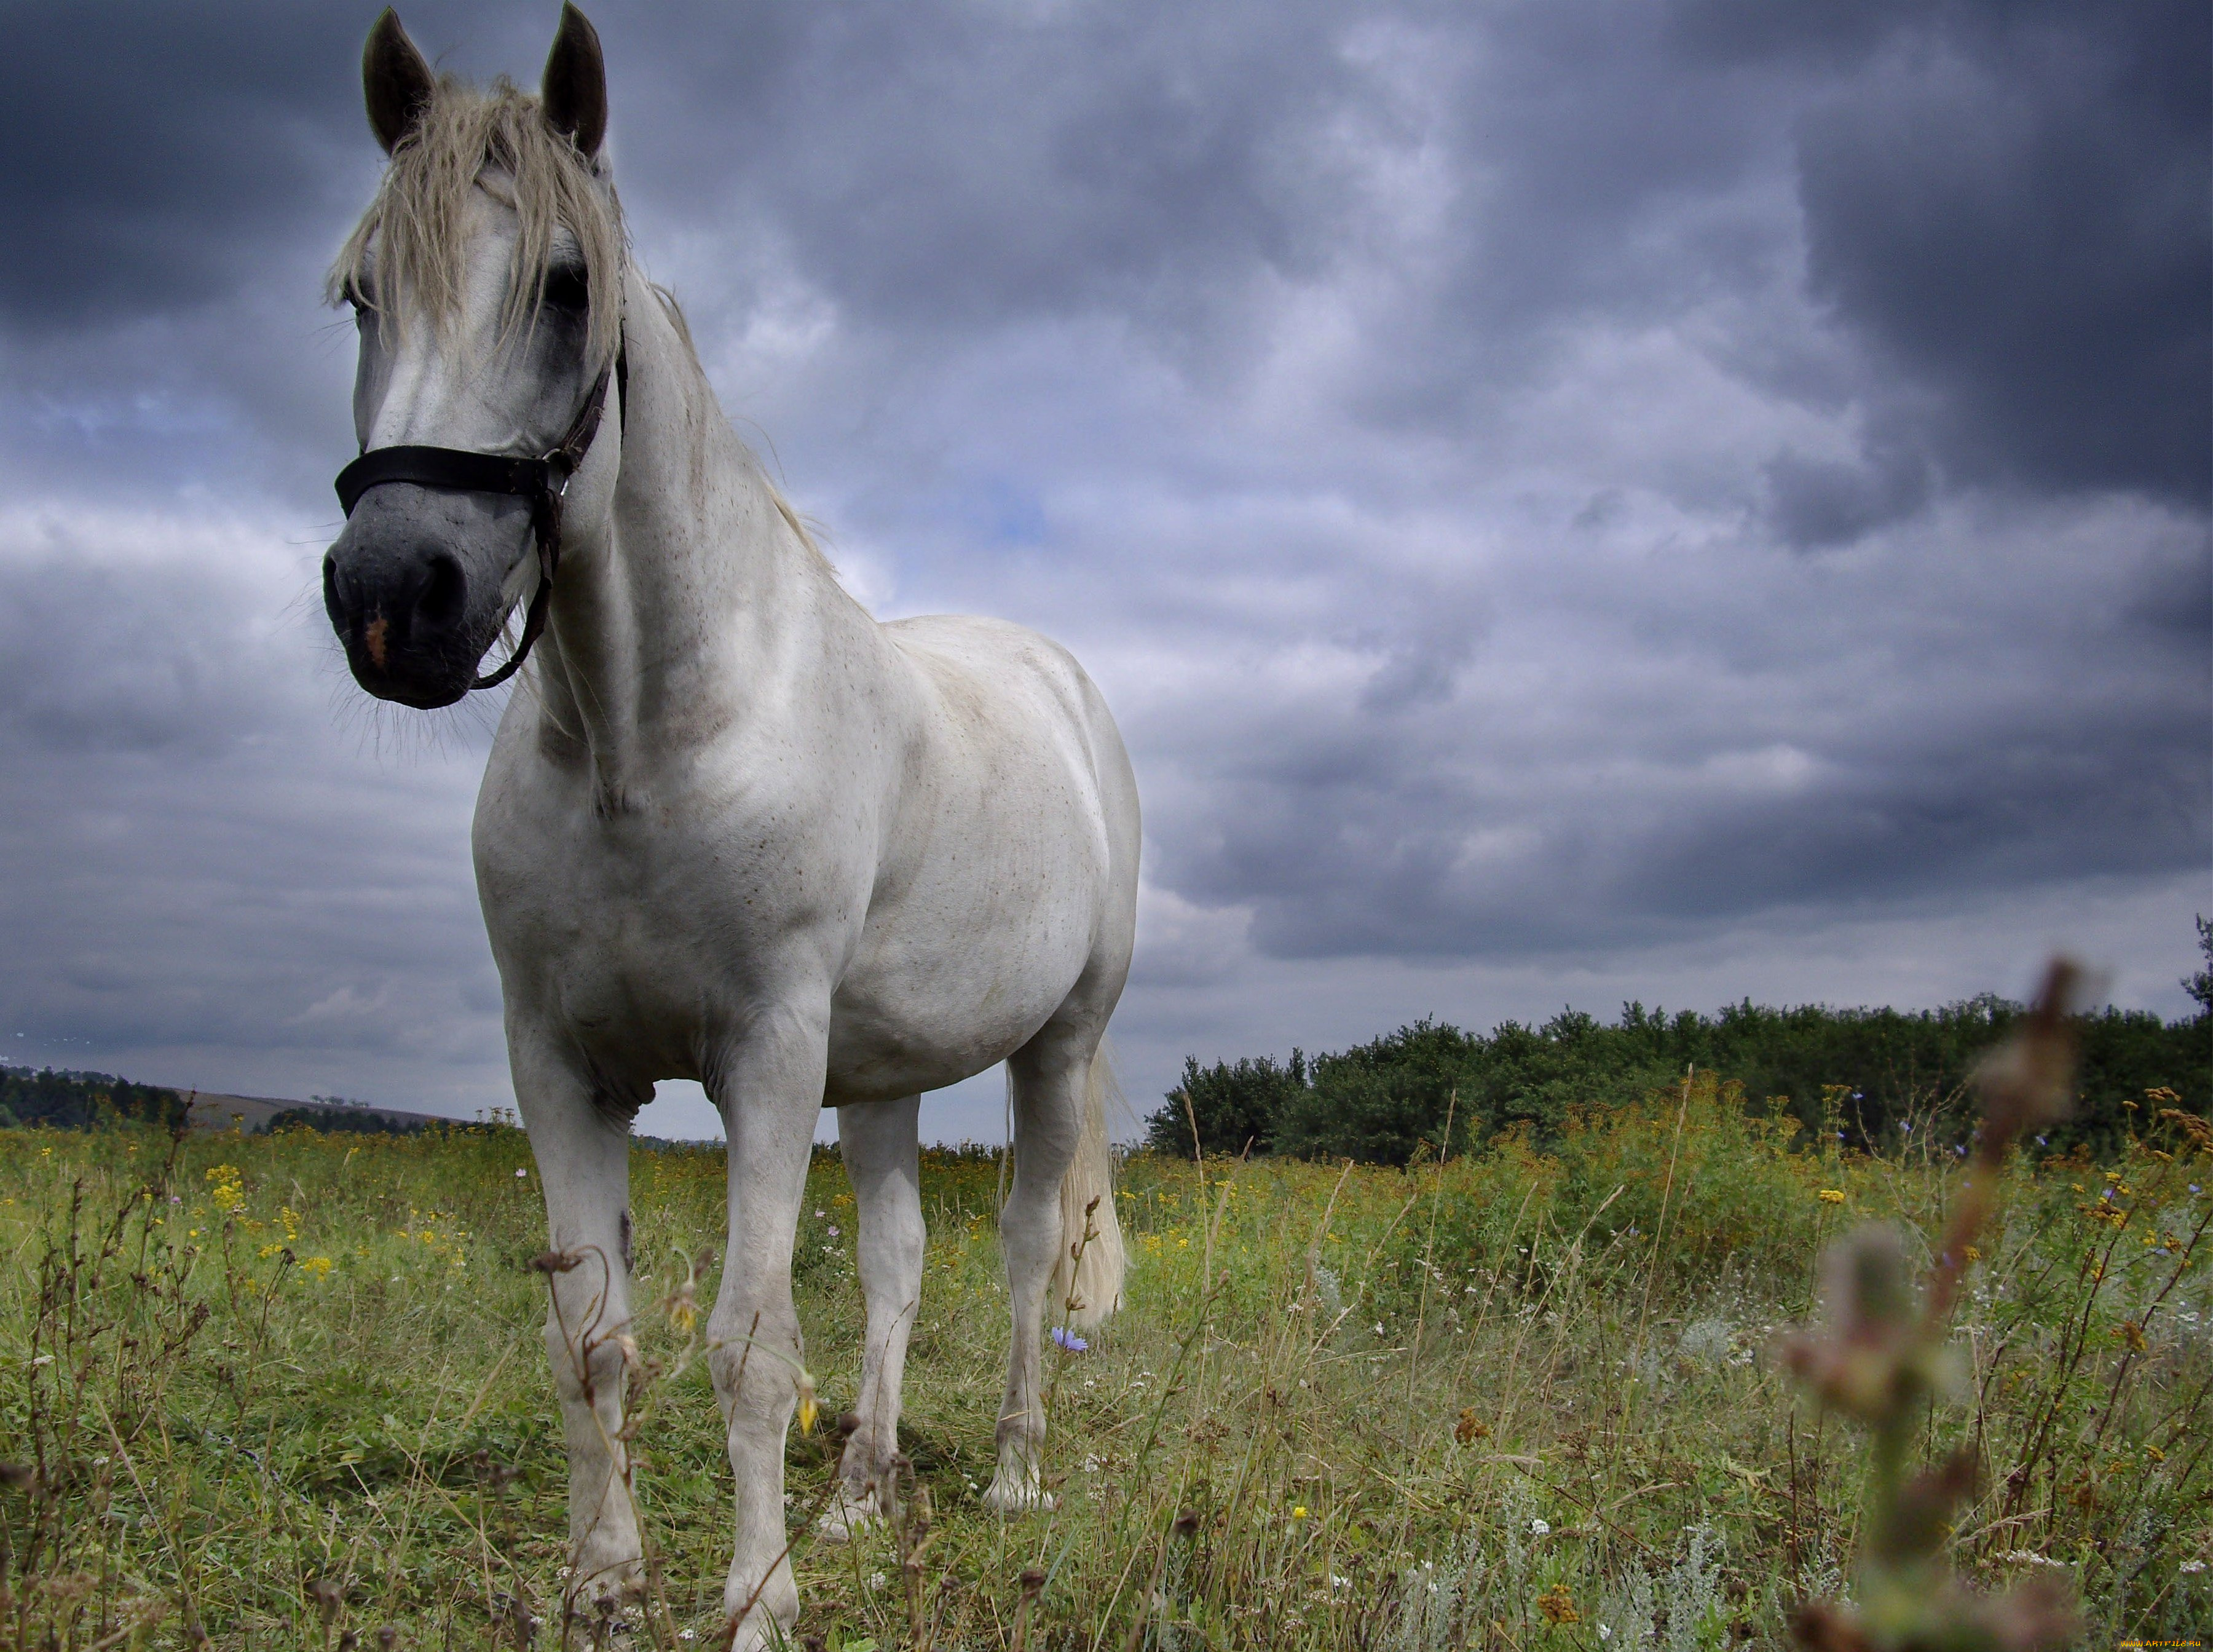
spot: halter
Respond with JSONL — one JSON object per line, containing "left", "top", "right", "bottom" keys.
{"left": 333, "top": 333, "right": 627, "bottom": 690}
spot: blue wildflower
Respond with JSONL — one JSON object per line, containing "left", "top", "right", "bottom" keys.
{"left": 1051, "top": 1326, "right": 1089, "bottom": 1354}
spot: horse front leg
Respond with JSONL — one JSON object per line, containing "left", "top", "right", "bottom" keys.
{"left": 512, "top": 1035, "right": 644, "bottom": 1623}
{"left": 820, "top": 1095, "right": 924, "bottom": 1541}
{"left": 704, "top": 1011, "right": 830, "bottom": 1650}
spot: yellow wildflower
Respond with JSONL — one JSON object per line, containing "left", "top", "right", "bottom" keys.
{"left": 1817, "top": 1189, "right": 1846, "bottom": 1206}
{"left": 1536, "top": 1584, "right": 1579, "bottom": 1624}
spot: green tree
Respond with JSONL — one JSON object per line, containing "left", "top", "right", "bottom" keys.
{"left": 1143, "top": 1052, "right": 1306, "bottom": 1157}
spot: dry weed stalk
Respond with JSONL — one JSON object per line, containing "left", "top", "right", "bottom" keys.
{"left": 1783, "top": 960, "right": 2084, "bottom": 1652}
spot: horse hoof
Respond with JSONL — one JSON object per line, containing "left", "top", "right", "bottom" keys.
{"left": 982, "top": 1477, "right": 1056, "bottom": 1514}
{"left": 816, "top": 1490, "right": 882, "bottom": 1543}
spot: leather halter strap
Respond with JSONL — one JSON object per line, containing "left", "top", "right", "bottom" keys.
{"left": 334, "top": 341, "right": 626, "bottom": 690}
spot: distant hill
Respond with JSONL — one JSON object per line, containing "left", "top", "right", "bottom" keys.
{"left": 186, "top": 1091, "right": 453, "bottom": 1136}
{"left": 1, "top": 1067, "right": 462, "bottom": 1136}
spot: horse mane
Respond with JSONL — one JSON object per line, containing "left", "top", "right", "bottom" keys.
{"left": 646, "top": 282, "right": 835, "bottom": 573}
{"left": 329, "top": 77, "right": 626, "bottom": 371}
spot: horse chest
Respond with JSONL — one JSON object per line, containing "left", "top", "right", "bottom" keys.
{"left": 476, "top": 770, "right": 859, "bottom": 1057}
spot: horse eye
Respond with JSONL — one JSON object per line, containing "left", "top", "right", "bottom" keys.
{"left": 542, "top": 265, "right": 589, "bottom": 314}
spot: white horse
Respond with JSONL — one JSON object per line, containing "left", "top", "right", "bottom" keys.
{"left": 319, "top": 8, "right": 1136, "bottom": 1642}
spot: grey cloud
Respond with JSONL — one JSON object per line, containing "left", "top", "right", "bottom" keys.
{"left": 1763, "top": 441, "right": 1930, "bottom": 550}
{"left": 1130, "top": 494, "right": 2207, "bottom": 962}
{"left": 0, "top": 550, "right": 292, "bottom": 757}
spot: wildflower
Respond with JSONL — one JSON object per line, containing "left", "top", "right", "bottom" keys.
{"left": 1818, "top": 1189, "right": 1846, "bottom": 1206}
{"left": 1051, "top": 1326, "right": 1088, "bottom": 1353}
{"left": 1535, "top": 1584, "right": 1578, "bottom": 1624}
{"left": 515, "top": 1168, "right": 527, "bottom": 1178}
{"left": 301, "top": 1257, "right": 334, "bottom": 1279}
{"left": 1529, "top": 1518, "right": 1550, "bottom": 1536}
{"left": 1454, "top": 1409, "right": 1489, "bottom": 1444}
{"left": 1292, "top": 1505, "right": 1308, "bottom": 1520}
{"left": 1599, "top": 1627, "right": 1613, "bottom": 1640}
{"left": 2182, "top": 1560, "right": 2206, "bottom": 1575}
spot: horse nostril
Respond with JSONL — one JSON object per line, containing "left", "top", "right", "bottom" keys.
{"left": 321, "top": 552, "right": 344, "bottom": 620}
{"left": 416, "top": 554, "right": 467, "bottom": 630}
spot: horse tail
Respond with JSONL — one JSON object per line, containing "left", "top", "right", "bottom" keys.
{"left": 1052, "top": 1043, "right": 1126, "bottom": 1329}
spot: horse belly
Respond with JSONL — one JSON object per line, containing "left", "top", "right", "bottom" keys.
{"left": 824, "top": 826, "right": 1103, "bottom": 1104}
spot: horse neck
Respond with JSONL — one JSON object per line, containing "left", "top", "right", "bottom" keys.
{"left": 530, "top": 272, "right": 837, "bottom": 784}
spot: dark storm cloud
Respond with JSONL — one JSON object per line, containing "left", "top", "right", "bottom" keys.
{"left": 0, "top": 5, "right": 364, "bottom": 326}
{"left": 1686, "top": 0, "right": 2212, "bottom": 512}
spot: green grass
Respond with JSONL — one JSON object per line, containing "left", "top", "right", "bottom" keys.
{"left": 2, "top": 1075, "right": 2207, "bottom": 1649}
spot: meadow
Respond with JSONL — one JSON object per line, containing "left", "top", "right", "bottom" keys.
{"left": 1, "top": 1073, "right": 2207, "bottom": 1650}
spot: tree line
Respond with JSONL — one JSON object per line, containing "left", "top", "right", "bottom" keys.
{"left": 0, "top": 1067, "right": 191, "bottom": 1132}
{"left": 1146, "top": 923, "right": 2213, "bottom": 1164}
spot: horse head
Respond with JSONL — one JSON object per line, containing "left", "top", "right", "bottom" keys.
{"left": 322, "top": 4, "right": 622, "bottom": 709}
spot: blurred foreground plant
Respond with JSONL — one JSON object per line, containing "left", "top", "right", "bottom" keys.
{"left": 1784, "top": 961, "right": 2084, "bottom": 1652}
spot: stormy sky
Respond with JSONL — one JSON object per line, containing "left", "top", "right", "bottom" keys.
{"left": 2, "top": 0, "right": 2206, "bottom": 1143}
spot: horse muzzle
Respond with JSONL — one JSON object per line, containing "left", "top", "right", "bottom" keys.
{"left": 323, "top": 483, "right": 536, "bottom": 708}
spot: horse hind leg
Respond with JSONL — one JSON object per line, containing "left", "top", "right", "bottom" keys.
{"left": 819, "top": 1094, "right": 924, "bottom": 1542}
{"left": 985, "top": 1029, "right": 1124, "bottom": 1513}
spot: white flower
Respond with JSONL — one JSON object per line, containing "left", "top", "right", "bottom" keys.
{"left": 2182, "top": 1559, "right": 2207, "bottom": 1575}
{"left": 515, "top": 1168, "right": 527, "bottom": 1178}
{"left": 827, "top": 1224, "right": 840, "bottom": 1237}
{"left": 1599, "top": 1627, "right": 1612, "bottom": 1640}
{"left": 1529, "top": 1518, "right": 1550, "bottom": 1535}
{"left": 867, "top": 1571, "right": 888, "bottom": 1591}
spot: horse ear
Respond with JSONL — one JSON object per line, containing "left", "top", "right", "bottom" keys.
{"left": 540, "top": 4, "right": 608, "bottom": 159}
{"left": 363, "top": 9, "right": 435, "bottom": 155}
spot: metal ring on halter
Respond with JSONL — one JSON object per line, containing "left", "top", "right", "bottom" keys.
{"left": 333, "top": 334, "right": 626, "bottom": 690}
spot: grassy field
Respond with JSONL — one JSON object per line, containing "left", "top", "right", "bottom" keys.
{"left": 2, "top": 1074, "right": 2207, "bottom": 1650}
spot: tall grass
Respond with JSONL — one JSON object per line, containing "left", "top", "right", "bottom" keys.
{"left": 0, "top": 1077, "right": 2205, "bottom": 1649}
